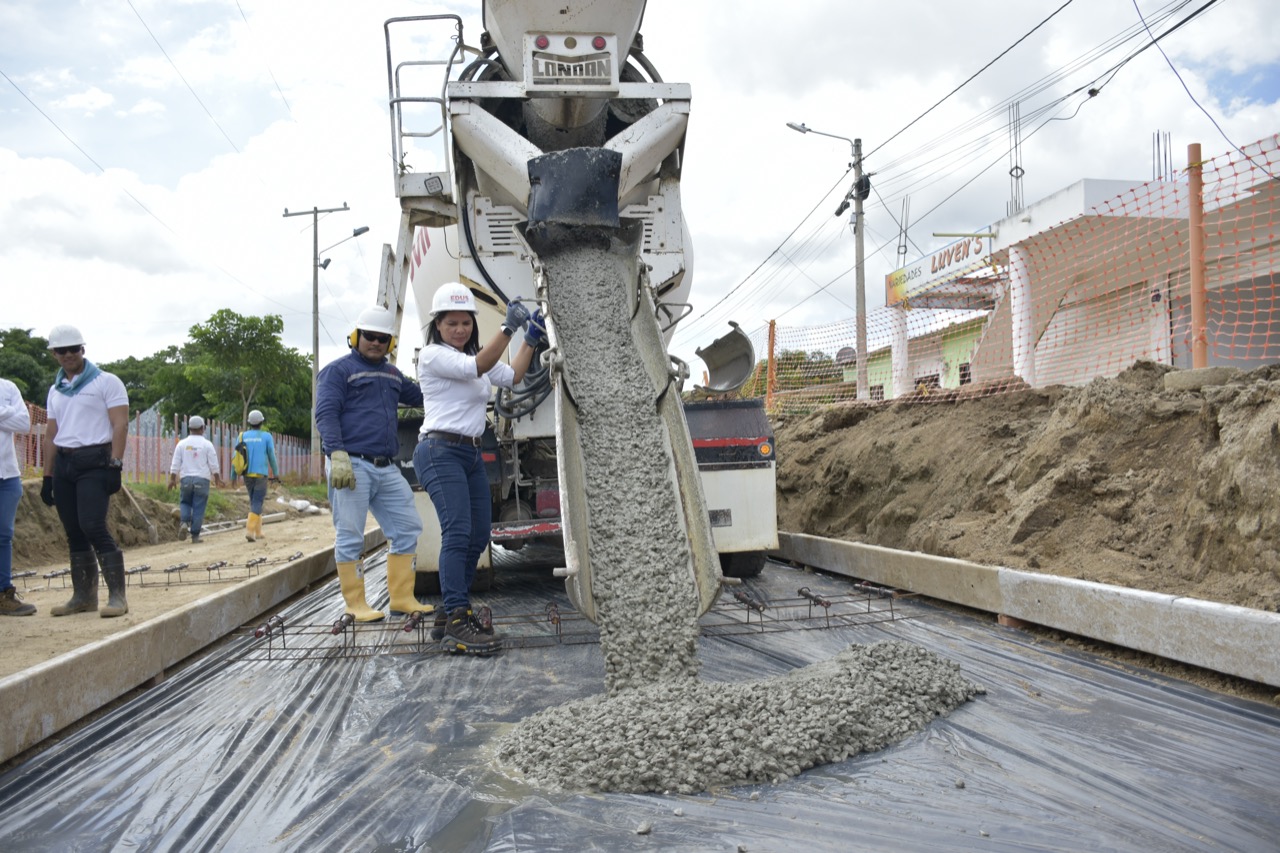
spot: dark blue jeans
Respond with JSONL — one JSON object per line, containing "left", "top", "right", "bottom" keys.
{"left": 52, "top": 446, "right": 118, "bottom": 555}
{"left": 179, "top": 476, "right": 211, "bottom": 536}
{"left": 413, "top": 438, "right": 490, "bottom": 612}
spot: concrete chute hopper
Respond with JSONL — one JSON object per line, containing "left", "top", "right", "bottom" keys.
{"left": 695, "top": 321, "right": 756, "bottom": 393}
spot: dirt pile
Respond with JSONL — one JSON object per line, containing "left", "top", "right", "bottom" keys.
{"left": 775, "top": 361, "right": 1280, "bottom": 612}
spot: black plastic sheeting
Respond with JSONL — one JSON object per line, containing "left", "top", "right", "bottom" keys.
{"left": 1, "top": 552, "right": 1277, "bottom": 852}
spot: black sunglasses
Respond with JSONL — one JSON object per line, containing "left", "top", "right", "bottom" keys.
{"left": 52, "top": 346, "right": 83, "bottom": 356}
{"left": 361, "top": 331, "right": 391, "bottom": 344}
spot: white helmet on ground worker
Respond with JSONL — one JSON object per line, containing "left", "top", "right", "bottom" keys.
{"left": 350, "top": 305, "right": 397, "bottom": 351}
{"left": 47, "top": 325, "right": 85, "bottom": 349}
{"left": 248, "top": 409, "right": 265, "bottom": 426}
{"left": 188, "top": 416, "right": 205, "bottom": 430}
{"left": 354, "top": 306, "right": 396, "bottom": 335}
{"left": 428, "top": 282, "right": 478, "bottom": 318}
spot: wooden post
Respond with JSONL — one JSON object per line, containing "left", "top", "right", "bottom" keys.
{"left": 765, "top": 319, "right": 778, "bottom": 412}
{"left": 1188, "top": 142, "right": 1208, "bottom": 369}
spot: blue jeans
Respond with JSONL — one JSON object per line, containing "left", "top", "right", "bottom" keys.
{"left": 0, "top": 476, "right": 21, "bottom": 589}
{"left": 329, "top": 456, "right": 423, "bottom": 563}
{"left": 412, "top": 438, "right": 490, "bottom": 612}
{"left": 245, "top": 476, "right": 268, "bottom": 514}
{"left": 179, "top": 476, "right": 211, "bottom": 536}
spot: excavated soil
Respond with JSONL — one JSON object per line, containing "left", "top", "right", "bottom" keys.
{"left": 775, "top": 360, "right": 1280, "bottom": 613}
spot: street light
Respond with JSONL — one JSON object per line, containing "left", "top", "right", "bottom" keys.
{"left": 788, "top": 121, "right": 870, "bottom": 400}
{"left": 282, "top": 203, "right": 367, "bottom": 479}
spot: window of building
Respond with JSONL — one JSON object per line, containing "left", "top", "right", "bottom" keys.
{"left": 870, "top": 384, "right": 885, "bottom": 402}
{"left": 959, "top": 363, "right": 972, "bottom": 385}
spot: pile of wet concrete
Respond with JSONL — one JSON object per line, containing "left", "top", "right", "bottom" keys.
{"left": 496, "top": 232, "right": 981, "bottom": 793}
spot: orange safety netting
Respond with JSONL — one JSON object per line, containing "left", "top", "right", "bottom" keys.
{"left": 731, "top": 134, "right": 1280, "bottom": 417}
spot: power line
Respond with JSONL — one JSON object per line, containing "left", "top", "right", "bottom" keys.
{"left": 126, "top": 0, "right": 242, "bottom": 155}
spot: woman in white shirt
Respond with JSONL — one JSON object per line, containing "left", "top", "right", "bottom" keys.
{"left": 413, "top": 283, "right": 542, "bottom": 655}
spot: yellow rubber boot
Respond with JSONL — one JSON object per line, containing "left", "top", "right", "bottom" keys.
{"left": 387, "top": 552, "right": 429, "bottom": 616}
{"left": 245, "top": 512, "right": 259, "bottom": 542}
{"left": 255, "top": 512, "right": 266, "bottom": 540}
{"left": 336, "top": 561, "right": 385, "bottom": 622}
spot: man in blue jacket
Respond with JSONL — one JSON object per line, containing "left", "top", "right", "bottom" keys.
{"left": 315, "top": 307, "right": 425, "bottom": 622}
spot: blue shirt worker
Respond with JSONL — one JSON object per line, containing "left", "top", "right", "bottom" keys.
{"left": 231, "top": 409, "right": 279, "bottom": 542}
{"left": 40, "top": 325, "right": 131, "bottom": 618}
{"left": 316, "top": 306, "right": 425, "bottom": 622}
{"left": 167, "top": 416, "right": 223, "bottom": 544}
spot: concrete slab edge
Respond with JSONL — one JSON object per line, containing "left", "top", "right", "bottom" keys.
{"left": 0, "top": 529, "right": 387, "bottom": 765}
{"left": 776, "top": 532, "right": 1280, "bottom": 689}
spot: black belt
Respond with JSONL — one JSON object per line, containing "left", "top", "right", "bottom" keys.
{"left": 349, "top": 453, "right": 395, "bottom": 467}
{"left": 57, "top": 442, "right": 110, "bottom": 455}
{"left": 425, "top": 430, "right": 483, "bottom": 447}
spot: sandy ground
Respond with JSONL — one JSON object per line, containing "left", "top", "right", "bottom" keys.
{"left": 3, "top": 486, "right": 344, "bottom": 681}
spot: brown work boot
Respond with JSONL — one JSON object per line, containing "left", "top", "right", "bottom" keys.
{"left": 0, "top": 586, "right": 35, "bottom": 616}
{"left": 441, "top": 606, "right": 501, "bottom": 655}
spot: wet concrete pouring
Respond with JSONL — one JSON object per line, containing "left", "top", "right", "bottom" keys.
{"left": 494, "top": 232, "right": 980, "bottom": 794}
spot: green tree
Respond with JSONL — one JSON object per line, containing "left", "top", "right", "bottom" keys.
{"left": 185, "top": 310, "right": 312, "bottom": 434}
{"left": 0, "top": 328, "right": 53, "bottom": 399}
{"left": 101, "top": 347, "right": 189, "bottom": 416}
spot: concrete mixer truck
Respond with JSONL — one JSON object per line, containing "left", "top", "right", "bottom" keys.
{"left": 373, "top": 2, "right": 776, "bottom": 621}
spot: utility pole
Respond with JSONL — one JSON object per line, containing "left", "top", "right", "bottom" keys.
{"left": 853, "top": 137, "right": 868, "bottom": 401}
{"left": 283, "top": 202, "right": 353, "bottom": 481}
{"left": 786, "top": 122, "right": 871, "bottom": 400}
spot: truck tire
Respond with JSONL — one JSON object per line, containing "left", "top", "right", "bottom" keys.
{"left": 719, "top": 551, "right": 766, "bottom": 579}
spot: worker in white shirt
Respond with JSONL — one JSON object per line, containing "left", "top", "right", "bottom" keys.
{"left": 40, "top": 325, "right": 131, "bottom": 618}
{"left": 167, "top": 416, "right": 223, "bottom": 544}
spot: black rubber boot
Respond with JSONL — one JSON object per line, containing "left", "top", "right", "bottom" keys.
{"left": 441, "top": 607, "right": 501, "bottom": 655}
{"left": 99, "top": 549, "right": 129, "bottom": 618}
{"left": 51, "top": 551, "right": 98, "bottom": 616}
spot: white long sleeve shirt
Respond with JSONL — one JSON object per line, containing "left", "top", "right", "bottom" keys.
{"left": 170, "top": 434, "right": 220, "bottom": 481}
{"left": 0, "top": 378, "right": 31, "bottom": 480}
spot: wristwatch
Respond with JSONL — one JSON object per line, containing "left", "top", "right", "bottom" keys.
{"left": 108, "top": 458, "right": 123, "bottom": 469}
{"left": 500, "top": 325, "right": 515, "bottom": 337}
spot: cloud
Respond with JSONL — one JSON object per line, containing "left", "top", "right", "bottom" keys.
{"left": 119, "top": 98, "right": 166, "bottom": 116}
{"left": 51, "top": 85, "right": 114, "bottom": 113}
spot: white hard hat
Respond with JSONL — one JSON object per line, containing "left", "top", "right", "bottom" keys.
{"left": 248, "top": 409, "right": 265, "bottom": 425}
{"left": 188, "top": 416, "right": 205, "bottom": 430}
{"left": 48, "top": 325, "right": 85, "bottom": 349}
{"left": 354, "top": 306, "right": 396, "bottom": 336}
{"left": 429, "top": 282, "right": 478, "bottom": 318}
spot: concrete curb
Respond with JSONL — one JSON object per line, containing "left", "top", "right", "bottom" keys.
{"left": 777, "top": 532, "right": 1280, "bottom": 689}
{"left": 0, "top": 529, "right": 387, "bottom": 764}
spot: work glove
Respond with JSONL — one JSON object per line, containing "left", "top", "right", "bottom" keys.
{"left": 40, "top": 476, "right": 54, "bottom": 506}
{"left": 502, "top": 298, "right": 530, "bottom": 335}
{"left": 329, "top": 450, "right": 356, "bottom": 490}
{"left": 105, "top": 466, "right": 122, "bottom": 495}
{"left": 525, "top": 309, "right": 546, "bottom": 348}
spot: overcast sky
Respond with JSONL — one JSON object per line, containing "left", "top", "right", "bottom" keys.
{"left": 3, "top": 0, "right": 1277, "bottom": 381}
